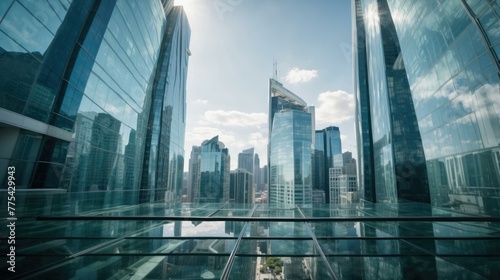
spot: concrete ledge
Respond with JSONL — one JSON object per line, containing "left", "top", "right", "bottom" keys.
{"left": 0, "top": 108, "right": 73, "bottom": 142}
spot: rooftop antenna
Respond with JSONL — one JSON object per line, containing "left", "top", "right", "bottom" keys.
{"left": 273, "top": 57, "right": 278, "bottom": 81}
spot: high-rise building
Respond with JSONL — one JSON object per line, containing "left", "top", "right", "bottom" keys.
{"left": 314, "top": 126, "right": 342, "bottom": 202}
{"left": 253, "top": 153, "right": 261, "bottom": 190}
{"left": 343, "top": 151, "right": 357, "bottom": 176}
{"left": 187, "top": 145, "right": 201, "bottom": 202}
{"left": 190, "top": 136, "right": 230, "bottom": 203}
{"left": 230, "top": 169, "right": 254, "bottom": 204}
{"left": 260, "top": 164, "right": 268, "bottom": 192}
{"left": 355, "top": 0, "right": 500, "bottom": 209}
{"left": 268, "top": 78, "right": 314, "bottom": 208}
{"left": 237, "top": 148, "right": 254, "bottom": 174}
{"left": 0, "top": 0, "right": 190, "bottom": 205}
{"left": 140, "top": 5, "right": 190, "bottom": 204}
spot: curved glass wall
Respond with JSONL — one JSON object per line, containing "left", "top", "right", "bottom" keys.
{"left": 384, "top": 0, "right": 500, "bottom": 212}
{"left": 356, "top": 0, "right": 429, "bottom": 204}
{"left": 140, "top": 6, "right": 190, "bottom": 203}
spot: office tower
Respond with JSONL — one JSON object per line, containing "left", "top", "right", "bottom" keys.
{"left": 140, "top": 5, "right": 190, "bottom": 203}
{"left": 268, "top": 78, "right": 314, "bottom": 208}
{"left": 230, "top": 169, "right": 254, "bottom": 204}
{"left": 314, "top": 126, "right": 342, "bottom": 202}
{"left": 260, "top": 164, "right": 268, "bottom": 193}
{"left": 191, "top": 136, "right": 230, "bottom": 203}
{"left": 253, "top": 153, "right": 261, "bottom": 190}
{"left": 187, "top": 145, "right": 201, "bottom": 202}
{"left": 343, "top": 151, "right": 357, "bottom": 176}
{"left": 355, "top": 0, "right": 438, "bottom": 204}
{"left": 237, "top": 147, "right": 254, "bottom": 174}
{"left": 0, "top": 0, "right": 190, "bottom": 205}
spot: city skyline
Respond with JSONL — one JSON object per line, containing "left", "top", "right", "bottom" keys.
{"left": 174, "top": 0, "right": 355, "bottom": 170}
{"left": 1, "top": 0, "right": 500, "bottom": 278}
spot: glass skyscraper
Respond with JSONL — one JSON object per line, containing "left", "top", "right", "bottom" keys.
{"left": 140, "top": 5, "right": 190, "bottom": 204}
{"left": 355, "top": 0, "right": 500, "bottom": 209}
{"left": 237, "top": 147, "right": 254, "bottom": 174}
{"left": 191, "top": 136, "right": 230, "bottom": 203}
{"left": 268, "top": 78, "right": 315, "bottom": 208}
{"left": 314, "top": 126, "right": 342, "bottom": 202}
{"left": 353, "top": 1, "right": 500, "bottom": 279}
{"left": 0, "top": 0, "right": 190, "bottom": 204}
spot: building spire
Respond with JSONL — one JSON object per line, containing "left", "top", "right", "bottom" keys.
{"left": 273, "top": 57, "right": 278, "bottom": 81}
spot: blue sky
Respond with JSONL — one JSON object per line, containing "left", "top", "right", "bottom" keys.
{"left": 174, "top": 0, "right": 355, "bottom": 170}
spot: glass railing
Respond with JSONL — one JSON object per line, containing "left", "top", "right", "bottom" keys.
{"left": 1, "top": 191, "right": 500, "bottom": 279}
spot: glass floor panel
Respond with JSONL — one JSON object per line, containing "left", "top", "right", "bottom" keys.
{"left": 2, "top": 191, "right": 500, "bottom": 279}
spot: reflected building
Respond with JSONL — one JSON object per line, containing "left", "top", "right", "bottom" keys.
{"left": 354, "top": 0, "right": 430, "bottom": 204}
{"left": 0, "top": 0, "right": 190, "bottom": 205}
{"left": 354, "top": 0, "right": 500, "bottom": 209}
{"left": 354, "top": 0, "right": 500, "bottom": 279}
{"left": 268, "top": 79, "right": 315, "bottom": 208}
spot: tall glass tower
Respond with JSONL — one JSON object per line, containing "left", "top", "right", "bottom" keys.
{"left": 193, "top": 136, "right": 230, "bottom": 203}
{"left": 0, "top": 0, "right": 190, "bottom": 205}
{"left": 354, "top": 0, "right": 500, "bottom": 211}
{"left": 268, "top": 79, "right": 315, "bottom": 208}
{"left": 314, "top": 126, "right": 342, "bottom": 202}
{"left": 140, "top": 6, "right": 190, "bottom": 204}
{"left": 237, "top": 147, "right": 254, "bottom": 174}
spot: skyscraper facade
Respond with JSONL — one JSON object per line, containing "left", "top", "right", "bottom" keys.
{"left": 354, "top": 0, "right": 430, "bottom": 204}
{"left": 187, "top": 145, "right": 201, "bottom": 202}
{"left": 140, "top": 5, "right": 190, "bottom": 203}
{"left": 253, "top": 153, "right": 261, "bottom": 190}
{"left": 268, "top": 79, "right": 315, "bottom": 208}
{"left": 237, "top": 147, "right": 254, "bottom": 174}
{"left": 230, "top": 169, "right": 254, "bottom": 204}
{"left": 355, "top": 0, "right": 500, "bottom": 209}
{"left": 314, "top": 126, "right": 342, "bottom": 202}
{"left": 0, "top": 0, "right": 190, "bottom": 204}
{"left": 191, "top": 136, "right": 230, "bottom": 203}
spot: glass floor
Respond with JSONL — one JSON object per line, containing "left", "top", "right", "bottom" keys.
{"left": 1, "top": 191, "right": 500, "bottom": 279}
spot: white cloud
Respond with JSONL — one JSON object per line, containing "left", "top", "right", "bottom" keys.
{"left": 316, "top": 90, "right": 355, "bottom": 124}
{"left": 285, "top": 67, "right": 318, "bottom": 84}
{"left": 200, "top": 110, "right": 267, "bottom": 127}
{"left": 194, "top": 99, "right": 208, "bottom": 104}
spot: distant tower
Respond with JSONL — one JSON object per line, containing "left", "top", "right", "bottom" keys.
{"left": 196, "top": 136, "right": 230, "bottom": 203}
{"left": 314, "top": 126, "right": 342, "bottom": 203}
{"left": 187, "top": 146, "right": 201, "bottom": 202}
{"left": 238, "top": 148, "right": 254, "bottom": 174}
